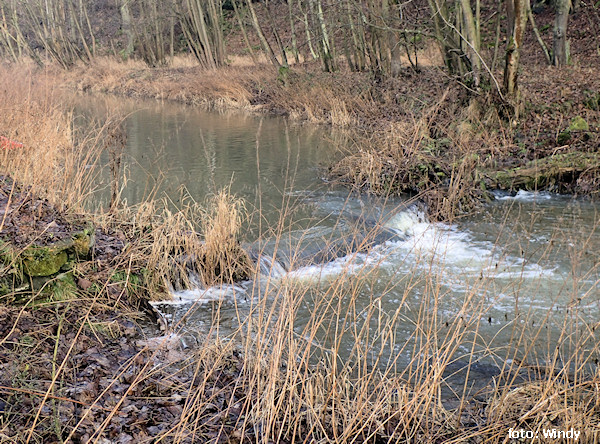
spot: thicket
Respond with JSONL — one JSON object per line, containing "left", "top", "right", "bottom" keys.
{"left": 0, "top": 0, "right": 585, "bottom": 114}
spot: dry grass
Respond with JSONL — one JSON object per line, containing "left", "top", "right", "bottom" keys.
{"left": 197, "top": 190, "right": 253, "bottom": 286}
{"left": 118, "top": 189, "right": 253, "bottom": 300}
{"left": 0, "top": 64, "right": 91, "bottom": 210}
{"left": 60, "top": 56, "right": 271, "bottom": 111}
{"left": 56, "top": 56, "right": 373, "bottom": 127}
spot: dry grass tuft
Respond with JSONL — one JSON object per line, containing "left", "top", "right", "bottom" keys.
{"left": 115, "top": 189, "right": 253, "bottom": 300}
{"left": 197, "top": 190, "right": 253, "bottom": 286}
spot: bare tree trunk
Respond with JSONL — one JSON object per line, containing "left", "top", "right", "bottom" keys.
{"left": 120, "top": 0, "right": 134, "bottom": 59}
{"left": 459, "top": 0, "right": 481, "bottom": 86}
{"left": 553, "top": 0, "right": 570, "bottom": 66}
{"left": 491, "top": 0, "right": 502, "bottom": 70}
{"left": 299, "top": 0, "right": 317, "bottom": 60}
{"left": 528, "top": 0, "right": 551, "bottom": 64}
{"left": 231, "top": 0, "right": 257, "bottom": 62}
{"left": 67, "top": 0, "right": 93, "bottom": 61}
{"left": 427, "top": 0, "right": 468, "bottom": 75}
{"left": 345, "top": 0, "right": 364, "bottom": 70}
{"left": 245, "top": 0, "right": 281, "bottom": 67}
{"left": 264, "top": 0, "right": 288, "bottom": 66}
{"left": 81, "top": 0, "right": 96, "bottom": 56}
{"left": 504, "top": 0, "right": 528, "bottom": 115}
{"left": 288, "top": 0, "right": 300, "bottom": 64}
{"left": 178, "top": 0, "right": 227, "bottom": 69}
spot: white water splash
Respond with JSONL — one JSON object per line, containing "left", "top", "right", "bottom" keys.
{"left": 156, "top": 284, "right": 248, "bottom": 306}
{"left": 494, "top": 190, "right": 554, "bottom": 201}
{"left": 384, "top": 208, "right": 492, "bottom": 270}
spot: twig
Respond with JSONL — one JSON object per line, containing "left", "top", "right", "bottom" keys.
{"left": 528, "top": 4, "right": 551, "bottom": 64}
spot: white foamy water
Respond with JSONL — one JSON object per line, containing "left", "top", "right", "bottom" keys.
{"left": 284, "top": 250, "right": 375, "bottom": 284}
{"left": 382, "top": 207, "right": 559, "bottom": 287}
{"left": 384, "top": 208, "right": 492, "bottom": 269}
{"left": 157, "top": 284, "right": 248, "bottom": 306}
{"left": 494, "top": 190, "right": 555, "bottom": 201}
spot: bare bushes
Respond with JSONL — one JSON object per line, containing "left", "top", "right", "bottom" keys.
{"left": 330, "top": 122, "right": 489, "bottom": 221}
{"left": 329, "top": 91, "right": 507, "bottom": 220}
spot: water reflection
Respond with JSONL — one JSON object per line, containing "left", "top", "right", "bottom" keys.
{"left": 73, "top": 94, "right": 341, "bottom": 238}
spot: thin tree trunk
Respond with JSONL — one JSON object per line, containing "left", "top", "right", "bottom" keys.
{"left": 300, "top": 0, "right": 317, "bottom": 60}
{"left": 553, "top": 0, "right": 570, "bottom": 66}
{"left": 120, "top": 0, "right": 134, "bottom": 59}
{"left": 67, "top": 0, "right": 92, "bottom": 62}
{"left": 491, "top": 0, "right": 502, "bottom": 70}
{"left": 231, "top": 0, "right": 257, "bottom": 62}
{"left": 287, "top": 0, "right": 300, "bottom": 64}
{"left": 0, "top": 4, "right": 19, "bottom": 62}
{"left": 264, "top": 0, "right": 288, "bottom": 66}
{"left": 504, "top": 0, "right": 528, "bottom": 114}
{"left": 207, "top": 0, "right": 226, "bottom": 65}
{"left": 245, "top": 0, "right": 281, "bottom": 67}
{"left": 346, "top": 0, "right": 364, "bottom": 70}
{"left": 81, "top": 0, "right": 96, "bottom": 56}
{"left": 459, "top": 0, "right": 481, "bottom": 86}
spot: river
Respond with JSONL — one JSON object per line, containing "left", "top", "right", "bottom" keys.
{"left": 77, "top": 95, "right": 600, "bottom": 400}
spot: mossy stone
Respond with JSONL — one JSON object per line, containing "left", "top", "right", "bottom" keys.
{"left": 73, "top": 224, "right": 95, "bottom": 257}
{"left": 569, "top": 116, "right": 589, "bottom": 132}
{"left": 22, "top": 247, "right": 68, "bottom": 277}
{"left": 73, "top": 231, "right": 93, "bottom": 257}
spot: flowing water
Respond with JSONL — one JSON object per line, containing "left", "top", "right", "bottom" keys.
{"left": 78, "top": 96, "right": 600, "bottom": 399}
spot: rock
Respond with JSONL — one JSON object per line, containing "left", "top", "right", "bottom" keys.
{"left": 2, "top": 224, "right": 95, "bottom": 282}
{"left": 72, "top": 224, "right": 95, "bottom": 257}
{"left": 569, "top": 116, "right": 589, "bottom": 132}
{"left": 22, "top": 246, "right": 68, "bottom": 277}
{"left": 77, "top": 277, "right": 93, "bottom": 291}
